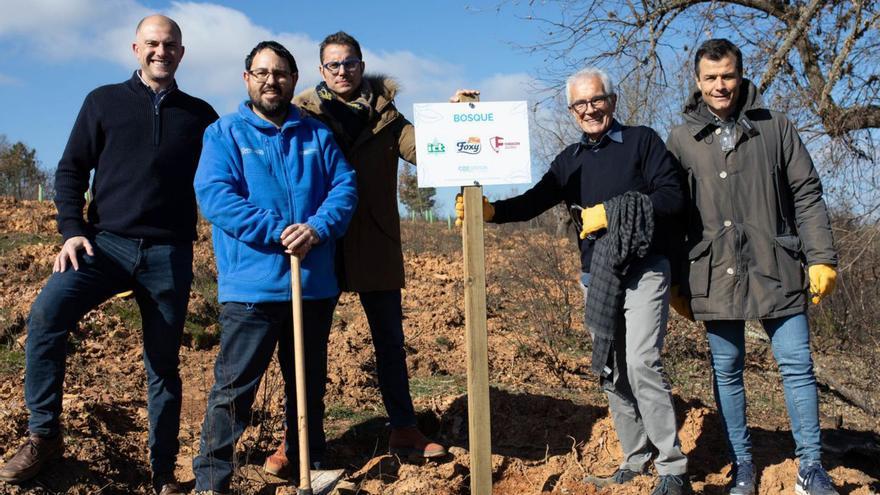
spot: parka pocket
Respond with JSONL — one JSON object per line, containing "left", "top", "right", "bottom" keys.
{"left": 773, "top": 235, "right": 806, "bottom": 296}
{"left": 686, "top": 239, "right": 712, "bottom": 298}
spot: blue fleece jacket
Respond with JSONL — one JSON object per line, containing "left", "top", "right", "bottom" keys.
{"left": 195, "top": 102, "right": 357, "bottom": 303}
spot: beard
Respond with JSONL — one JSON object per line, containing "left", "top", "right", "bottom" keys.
{"left": 248, "top": 84, "right": 292, "bottom": 120}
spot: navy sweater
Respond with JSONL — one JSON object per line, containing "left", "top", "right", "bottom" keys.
{"left": 55, "top": 72, "right": 218, "bottom": 242}
{"left": 491, "top": 123, "right": 685, "bottom": 273}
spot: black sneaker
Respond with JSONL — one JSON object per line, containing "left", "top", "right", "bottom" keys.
{"left": 729, "top": 460, "right": 756, "bottom": 495}
{"left": 584, "top": 467, "right": 643, "bottom": 487}
{"left": 651, "top": 474, "right": 691, "bottom": 495}
{"left": 796, "top": 463, "right": 838, "bottom": 495}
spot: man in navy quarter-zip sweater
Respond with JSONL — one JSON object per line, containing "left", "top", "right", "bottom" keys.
{"left": 457, "top": 67, "right": 690, "bottom": 495}
{"left": 0, "top": 15, "right": 217, "bottom": 495}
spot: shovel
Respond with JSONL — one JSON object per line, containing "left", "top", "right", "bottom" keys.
{"left": 287, "top": 254, "right": 343, "bottom": 495}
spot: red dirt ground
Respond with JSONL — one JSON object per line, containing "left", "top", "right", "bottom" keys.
{"left": 0, "top": 198, "right": 877, "bottom": 494}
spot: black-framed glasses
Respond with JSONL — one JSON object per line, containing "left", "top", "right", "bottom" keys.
{"left": 247, "top": 69, "right": 293, "bottom": 83}
{"left": 321, "top": 58, "right": 362, "bottom": 74}
{"left": 568, "top": 94, "right": 613, "bottom": 113}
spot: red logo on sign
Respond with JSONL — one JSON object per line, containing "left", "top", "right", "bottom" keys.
{"left": 490, "top": 136, "right": 504, "bottom": 153}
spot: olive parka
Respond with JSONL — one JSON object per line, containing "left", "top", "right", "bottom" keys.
{"left": 294, "top": 75, "right": 416, "bottom": 292}
{"left": 666, "top": 79, "right": 837, "bottom": 320}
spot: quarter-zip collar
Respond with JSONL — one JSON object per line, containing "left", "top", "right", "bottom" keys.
{"left": 135, "top": 70, "right": 178, "bottom": 104}
{"left": 128, "top": 71, "right": 177, "bottom": 146}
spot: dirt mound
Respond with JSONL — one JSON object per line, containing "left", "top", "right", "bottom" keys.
{"left": 0, "top": 201, "right": 878, "bottom": 494}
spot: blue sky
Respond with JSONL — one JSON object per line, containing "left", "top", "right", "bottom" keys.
{"left": 0, "top": 0, "right": 560, "bottom": 214}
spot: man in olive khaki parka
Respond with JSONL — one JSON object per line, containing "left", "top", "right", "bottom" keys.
{"left": 666, "top": 39, "right": 839, "bottom": 495}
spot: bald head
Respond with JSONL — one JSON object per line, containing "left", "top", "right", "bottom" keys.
{"left": 136, "top": 15, "right": 182, "bottom": 43}
{"left": 132, "top": 15, "right": 185, "bottom": 92}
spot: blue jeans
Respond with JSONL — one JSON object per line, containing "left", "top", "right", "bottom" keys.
{"left": 705, "top": 313, "right": 821, "bottom": 463}
{"left": 25, "top": 230, "right": 193, "bottom": 475}
{"left": 193, "top": 298, "right": 336, "bottom": 493}
{"left": 359, "top": 290, "right": 417, "bottom": 429}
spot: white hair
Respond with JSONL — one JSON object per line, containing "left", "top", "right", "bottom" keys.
{"left": 565, "top": 68, "right": 616, "bottom": 105}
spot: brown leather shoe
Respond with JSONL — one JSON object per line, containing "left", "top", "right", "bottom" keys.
{"left": 389, "top": 426, "right": 446, "bottom": 458}
{"left": 263, "top": 436, "right": 289, "bottom": 477}
{"left": 153, "top": 472, "right": 184, "bottom": 495}
{"left": 0, "top": 435, "right": 64, "bottom": 483}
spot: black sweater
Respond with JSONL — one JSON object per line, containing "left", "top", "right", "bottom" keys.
{"left": 491, "top": 123, "right": 685, "bottom": 273}
{"left": 55, "top": 72, "right": 218, "bottom": 242}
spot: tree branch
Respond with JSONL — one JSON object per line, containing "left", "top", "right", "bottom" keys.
{"left": 758, "top": 0, "right": 826, "bottom": 92}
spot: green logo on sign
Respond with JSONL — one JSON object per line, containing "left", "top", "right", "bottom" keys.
{"left": 427, "top": 140, "right": 446, "bottom": 154}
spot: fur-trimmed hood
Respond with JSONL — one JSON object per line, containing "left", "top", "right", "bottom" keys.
{"left": 295, "top": 74, "right": 401, "bottom": 116}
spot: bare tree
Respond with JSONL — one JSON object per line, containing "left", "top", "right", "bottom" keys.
{"left": 505, "top": 0, "right": 878, "bottom": 138}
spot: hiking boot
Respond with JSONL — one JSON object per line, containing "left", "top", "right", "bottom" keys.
{"left": 152, "top": 472, "right": 184, "bottom": 495}
{"left": 651, "top": 474, "right": 692, "bottom": 495}
{"left": 728, "top": 460, "right": 756, "bottom": 495}
{"left": 584, "top": 467, "right": 643, "bottom": 487}
{"left": 0, "top": 435, "right": 64, "bottom": 483}
{"left": 389, "top": 426, "right": 446, "bottom": 458}
{"left": 796, "top": 463, "right": 838, "bottom": 495}
{"left": 263, "top": 437, "right": 289, "bottom": 477}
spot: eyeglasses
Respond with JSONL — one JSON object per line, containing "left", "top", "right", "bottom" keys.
{"left": 321, "top": 58, "right": 362, "bottom": 74}
{"left": 247, "top": 69, "right": 293, "bottom": 83}
{"left": 568, "top": 94, "right": 613, "bottom": 113}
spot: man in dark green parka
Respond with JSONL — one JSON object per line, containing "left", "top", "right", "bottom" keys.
{"left": 667, "top": 39, "right": 839, "bottom": 495}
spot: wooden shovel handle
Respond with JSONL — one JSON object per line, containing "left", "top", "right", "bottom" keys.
{"left": 290, "top": 254, "right": 312, "bottom": 492}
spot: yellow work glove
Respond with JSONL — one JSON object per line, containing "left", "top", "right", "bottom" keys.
{"left": 454, "top": 193, "right": 494, "bottom": 226}
{"left": 579, "top": 203, "right": 607, "bottom": 240}
{"left": 808, "top": 264, "right": 837, "bottom": 304}
{"left": 669, "top": 285, "right": 694, "bottom": 321}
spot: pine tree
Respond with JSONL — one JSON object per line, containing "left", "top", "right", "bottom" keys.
{"left": 0, "top": 136, "right": 49, "bottom": 200}
{"left": 398, "top": 163, "right": 436, "bottom": 214}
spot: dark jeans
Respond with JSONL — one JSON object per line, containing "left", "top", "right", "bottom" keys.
{"left": 358, "top": 290, "right": 417, "bottom": 429}
{"left": 193, "top": 298, "right": 336, "bottom": 493}
{"left": 25, "top": 230, "right": 193, "bottom": 475}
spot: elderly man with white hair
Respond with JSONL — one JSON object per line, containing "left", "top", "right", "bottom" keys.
{"left": 456, "top": 67, "right": 690, "bottom": 495}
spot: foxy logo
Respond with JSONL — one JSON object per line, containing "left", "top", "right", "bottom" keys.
{"left": 456, "top": 137, "right": 482, "bottom": 154}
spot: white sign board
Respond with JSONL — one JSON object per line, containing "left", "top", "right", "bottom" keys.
{"left": 413, "top": 101, "right": 531, "bottom": 187}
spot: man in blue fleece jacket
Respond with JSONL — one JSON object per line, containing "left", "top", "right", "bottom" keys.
{"left": 191, "top": 41, "right": 356, "bottom": 495}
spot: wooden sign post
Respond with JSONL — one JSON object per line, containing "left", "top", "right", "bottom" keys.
{"left": 458, "top": 92, "right": 492, "bottom": 495}
{"left": 461, "top": 185, "right": 492, "bottom": 495}
{"left": 413, "top": 94, "right": 531, "bottom": 495}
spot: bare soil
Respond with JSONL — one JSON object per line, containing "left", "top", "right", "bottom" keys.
{"left": 0, "top": 198, "right": 877, "bottom": 494}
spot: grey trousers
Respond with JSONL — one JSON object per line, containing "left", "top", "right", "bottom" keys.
{"left": 583, "top": 254, "right": 688, "bottom": 475}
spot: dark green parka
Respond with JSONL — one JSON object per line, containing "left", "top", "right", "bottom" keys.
{"left": 667, "top": 80, "right": 837, "bottom": 320}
